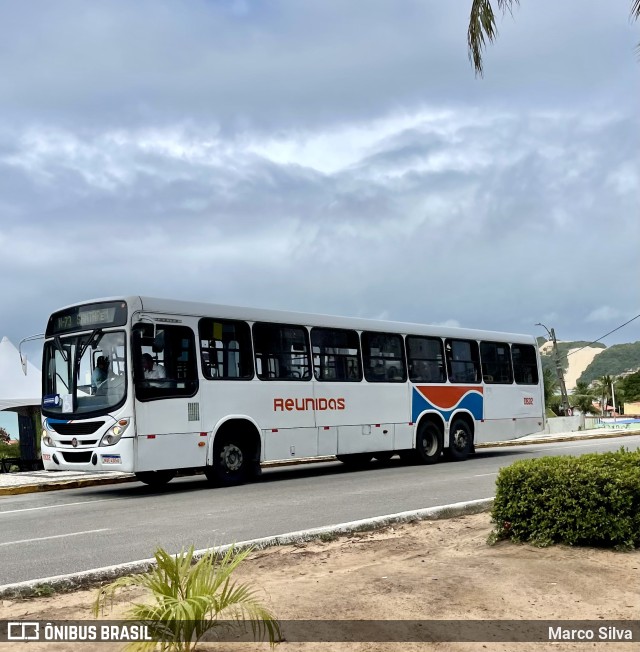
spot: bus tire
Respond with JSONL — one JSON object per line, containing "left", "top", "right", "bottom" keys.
{"left": 415, "top": 421, "right": 443, "bottom": 464}
{"left": 207, "top": 435, "right": 248, "bottom": 486}
{"left": 447, "top": 418, "right": 473, "bottom": 461}
{"left": 336, "top": 453, "right": 372, "bottom": 468}
{"left": 135, "top": 470, "right": 176, "bottom": 487}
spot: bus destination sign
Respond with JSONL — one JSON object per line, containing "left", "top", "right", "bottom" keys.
{"left": 47, "top": 301, "right": 128, "bottom": 336}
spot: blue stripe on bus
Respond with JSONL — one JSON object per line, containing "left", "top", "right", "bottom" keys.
{"left": 411, "top": 387, "right": 483, "bottom": 423}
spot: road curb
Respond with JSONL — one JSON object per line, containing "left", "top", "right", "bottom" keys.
{"left": 1, "top": 430, "right": 638, "bottom": 496}
{"left": 0, "top": 474, "right": 137, "bottom": 496}
{"left": 476, "top": 429, "right": 640, "bottom": 448}
{"left": 0, "top": 498, "right": 493, "bottom": 600}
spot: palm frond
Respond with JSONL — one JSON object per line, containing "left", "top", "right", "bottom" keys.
{"left": 95, "top": 543, "right": 281, "bottom": 651}
{"left": 93, "top": 574, "right": 149, "bottom": 617}
{"left": 468, "top": 0, "right": 519, "bottom": 77}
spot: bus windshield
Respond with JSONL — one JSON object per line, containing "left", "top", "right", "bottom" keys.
{"left": 42, "top": 330, "right": 127, "bottom": 417}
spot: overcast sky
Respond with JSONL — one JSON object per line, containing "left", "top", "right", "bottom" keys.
{"left": 1, "top": 0, "right": 639, "bottom": 369}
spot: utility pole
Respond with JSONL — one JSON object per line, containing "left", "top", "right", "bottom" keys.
{"left": 611, "top": 380, "right": 616, "bottom": 421}
{"left": 536, "top": 323, "right": 571, "bottom": 416}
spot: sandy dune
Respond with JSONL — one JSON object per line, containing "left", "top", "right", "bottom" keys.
{"left": 539, "top": 341, "right": 604, "bottom": 391}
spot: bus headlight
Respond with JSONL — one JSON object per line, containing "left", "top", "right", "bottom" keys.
{"left": 99, "top": 419, "right": 130, "bottom": 447}
{"left": 42, "top": 429, "right": 56, "bottom": 448}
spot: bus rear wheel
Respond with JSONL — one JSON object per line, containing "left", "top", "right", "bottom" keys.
{"left": 415, "top": 421, "right": 443, "bottom": 464}
{"left": 206, "top": 436, "right": 248, "bottom": 486}
{"left": 135, "top": 470, "right": 176, "bottom": 487}
{"left": 448, "top": 419, "right": 473, "bottom": 461}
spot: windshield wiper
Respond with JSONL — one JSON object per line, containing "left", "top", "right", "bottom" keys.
{"left": 53, "top": 336, "right": 68, "bottom": 363}
{"left": 78, "top": 329, "right": 103, "bottom": 361}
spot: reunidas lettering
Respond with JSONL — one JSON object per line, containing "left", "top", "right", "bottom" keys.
{"left": 274, "top": 397, "right": 346, "bottom": 411}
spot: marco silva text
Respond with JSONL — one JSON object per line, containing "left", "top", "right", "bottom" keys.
{"left": 549, "top": 626, "right": 634, "bottom": 642}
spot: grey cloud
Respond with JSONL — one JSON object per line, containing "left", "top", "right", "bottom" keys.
{"left": 0, "top": 0, "right": 639, "bottom": 352}
{"left": 0, "top": 1, "right": 635, "bottom": 131}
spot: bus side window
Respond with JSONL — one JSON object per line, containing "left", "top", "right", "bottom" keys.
{"left": 253, "top": 322, "right": 311, "bottom": 381}
{"left": 362, "top": 332, "right": 406, "bottom": 383}
{"left": 406, "top": 336, "right": 445, "bottom": 384}
{"left": 133, "top": 324, "right": 198, "bottom": 400}
{"left": 311, "top": 326, "right": 363, "bottom": 381}
{"left": 445, "top": 339, "right": 480, "bottom": 384}
{"left": 480, "top": 341, "right": 513, "bottom": 384}
{"left": 512, "top": 344, "right": 539, "bottom": 385}
{"left": 198, "top": 319, "right": 253, "bottom": 380}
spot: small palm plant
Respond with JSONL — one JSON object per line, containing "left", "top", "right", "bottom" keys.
{"left": 93, "top": 544, "right": 281, "bottom": 652}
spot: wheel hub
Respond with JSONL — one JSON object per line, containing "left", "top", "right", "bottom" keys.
{"left": 221, "top": 444, "right": 243, "bottom": 471}
{"left": 453, "top": 429, "right": 467, "bottom": 450}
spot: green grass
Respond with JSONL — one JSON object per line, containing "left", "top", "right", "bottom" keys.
{"left": 0, "top": 441, "right": 20, "bottom": 459}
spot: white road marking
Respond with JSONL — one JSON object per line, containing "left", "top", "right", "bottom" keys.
{"left": 473, "top": 473, "right": 498, "bottom": 477}
{"left": 0, "top": 498, "right": 118, "bottom": 516}
{"left": 0, "top": 529, "right": 109, "bottom": 546}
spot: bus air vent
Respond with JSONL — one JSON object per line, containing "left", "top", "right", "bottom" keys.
{"left": 188, "top": 403, "right": 200, "bottom": 422}
{"left": 59, "top": 451, "right": 93, "bottom": 464}
{"left": 49, "top": 421, "right": 105, "bottom": 435}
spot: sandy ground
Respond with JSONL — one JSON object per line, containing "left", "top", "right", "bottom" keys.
{"left": 1, "top": 512, "right": 638, "bottom": 651}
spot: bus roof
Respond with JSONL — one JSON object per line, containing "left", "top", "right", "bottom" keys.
{"left": 51, "top": 295, "right": 538, "bottom": 345}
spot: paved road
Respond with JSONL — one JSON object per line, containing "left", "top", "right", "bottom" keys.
{"left": 1, "top": 434, "right": 638, "bottom": 586}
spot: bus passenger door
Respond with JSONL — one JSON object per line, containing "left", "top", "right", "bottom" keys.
{"left": 132, "top": 323, "right": 204, "bottom": 472}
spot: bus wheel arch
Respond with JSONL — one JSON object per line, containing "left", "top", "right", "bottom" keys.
{"left": 447, "top": 412, "right": 474, "bottom": 461}
{"left": 414, "top": 414, "right": 444, "bottom": 464}
{"left": 206, "top": 418, "right": 262, "bottom": 486}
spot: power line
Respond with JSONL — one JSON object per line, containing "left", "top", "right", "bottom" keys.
{"left": 538, "top": 313, "right": 640, "bottom": 372}
{"left": 565, "top": 312, "right": 640, "bottom": 358}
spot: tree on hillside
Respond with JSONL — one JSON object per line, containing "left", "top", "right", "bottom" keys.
{"left": 593, "top": 374, "right": 616, "bottom": 414}
{"left": 467, "top": 0, "right": 640, "bottom": 76}
{"left": 0, "top": 427, "right": 11, "bottom": 444}
{"left": 542, "top": 367, "right": 561, "bottom": 416}
{"left": 577, "top": 342, "right": 640, "bottom": 385}
{"left": 571, "top": 381, "right": 599, "bottom": 415}
{"left": 619, "top": 370, "right": 640, "bottom": 402}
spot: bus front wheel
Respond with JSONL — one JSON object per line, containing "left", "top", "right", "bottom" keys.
{"left": 135, "top": 470, "right": 176, "bottom": 487}
{"left": 207, "top": 436, "right": 248, "bottom": 486}
{"left": 448, "top": 419, "right": 473, "bottom": 461}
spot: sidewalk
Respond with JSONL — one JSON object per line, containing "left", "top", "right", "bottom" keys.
{"left": 1, "top": 428, "right": 638, "bottom": 497}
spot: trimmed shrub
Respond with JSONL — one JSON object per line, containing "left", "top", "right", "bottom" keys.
{"left": 491, "top": 448, "right": 640, "bottom": 549}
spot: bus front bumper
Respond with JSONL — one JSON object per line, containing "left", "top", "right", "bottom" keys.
{"left": 41, "top": 437, "right": 135, "bottom": 473}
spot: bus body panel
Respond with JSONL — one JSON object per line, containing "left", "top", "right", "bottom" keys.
{"left": 135, "top": 432, "right": 208, "bottom": 472}
{"left": 262, "top": 427, "right": 318, "bottom": 461}
{"left": 317, "top": 426, "right": 338, "bottom": 456}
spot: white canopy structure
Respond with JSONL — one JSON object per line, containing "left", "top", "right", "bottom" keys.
{"left": 0, "top": 336, "right": 41, "bottom": 411}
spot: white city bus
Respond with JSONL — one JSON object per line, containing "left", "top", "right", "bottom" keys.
{"left": 41, "top": 296, "right": 545, "bottom": 487}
